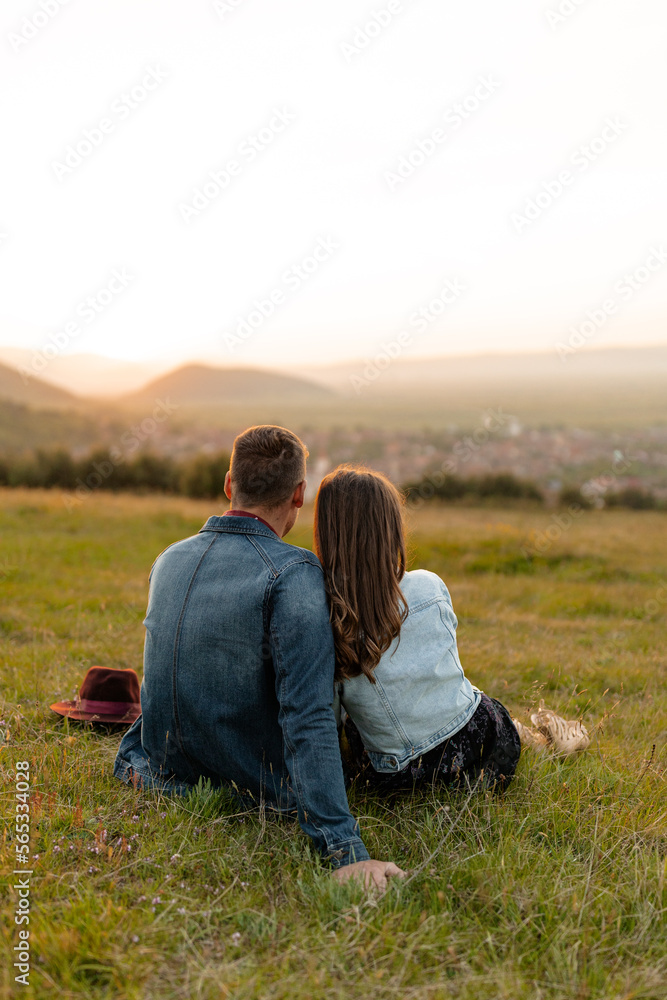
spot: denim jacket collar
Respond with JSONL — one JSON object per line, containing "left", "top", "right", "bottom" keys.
{"left": 199, "top": 515, "right": 277, "bottom": 540}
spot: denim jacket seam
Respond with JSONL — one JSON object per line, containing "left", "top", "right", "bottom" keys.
{"left": 274, "top": 552, "right": 321, "bottom": 575}
{"left": 171, "top": 534, "right": 217, "bottom": 764}
{"left": 198, "top": 521, "right": 317, "bottom": 556}
{"left": 253, "top": 542, "right": 318, "bottom": 577}
{"left": 148, "top": 541, "right": 181, "bottom": 583}
{"left": 437, "top": 603, "right": 458, "bottom": 642}
{"left": 437, "top": 608, "right": 468, "bottom": 686}
{"left": 372, "top": 675, "right": 411, "bottom": 747}
{"left": 325, "top": 837, "right": 367, "bottom": 864}
{"left": 406, "top": 693, "right": 481, "bottom": 758}
{"left": 326, "top": 835, "right": 364, "bottom": 849}
{"left": 271, "top": 617, "right": 345, "bottom": 857}
{"left": 367, "top": 692, "right": 481, "bottom": 768}
{"left": 271, "top": 633, "right": 306, "bottom": 824}
{"left": 262, "top": 557, "right": 324, "bottom": 613}
{"left": 199, "top": 520, "right": 277, "bottom": 540}
{"left": 210, "top": 530, "right": 318, "bottom": 579}
{"left": 310, "top": 820, "right": 336, "bottom": 855}
{"left": 273, "top": 662, "right": 336, "bottom": 856}
{"left": 246, "top": 534, "right": 280, "bottom": 577}
{"left": 405, "top": 595, "right": 443, "bottom": 615}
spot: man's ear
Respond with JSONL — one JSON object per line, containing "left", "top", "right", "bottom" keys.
{"left": 224, "top": 470, "right": 232, "bottom": 501}
{"left": 293, "top": 480, "right": 306, "bottom": 508}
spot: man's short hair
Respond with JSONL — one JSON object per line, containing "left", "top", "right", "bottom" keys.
{"left": 230, "top": 425, "right": 308, "bottom": 509}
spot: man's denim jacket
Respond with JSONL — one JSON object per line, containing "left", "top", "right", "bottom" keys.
{"left": 114, "top": 515, "right": 369, "bottom": 868}
{"left": 338, "top": 570, "right": 481, "bottom": 772}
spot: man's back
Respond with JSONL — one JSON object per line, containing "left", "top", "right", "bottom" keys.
{"left": 140, "top": 514, "right": 327, "bottom": 808}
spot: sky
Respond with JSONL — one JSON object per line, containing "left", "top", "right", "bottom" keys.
{"left": 0, "top": 0, "right": 666, "bottom": 376}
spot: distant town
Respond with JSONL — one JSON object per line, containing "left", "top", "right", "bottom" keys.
{"left": 160, "top": 420, "right": 667, "bottom": 505}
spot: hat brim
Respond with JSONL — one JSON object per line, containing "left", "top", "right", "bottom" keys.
{"left": 50, "top": 701, "right": 141, "bottom": 725}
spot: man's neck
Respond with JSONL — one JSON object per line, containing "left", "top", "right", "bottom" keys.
{"left": 226, "top": 505, "right": 288, "bottom": 538}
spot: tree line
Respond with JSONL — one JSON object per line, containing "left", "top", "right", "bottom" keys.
{"left": 0, "top": 448, "right": 231, "bottom": 500}
{"left": 404, "top": 472, "right": 661, "bottom": 510}
{"left": 0, "top": 448, "right": 661, "bottom": 509}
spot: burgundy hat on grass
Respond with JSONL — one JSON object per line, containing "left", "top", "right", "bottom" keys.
{"left": 50, "top": 667, "right": 141, "bottom": 725}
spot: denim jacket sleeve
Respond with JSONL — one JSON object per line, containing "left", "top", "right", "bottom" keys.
{"left": 269, "top": 559, "right": 370, "bottom": 868}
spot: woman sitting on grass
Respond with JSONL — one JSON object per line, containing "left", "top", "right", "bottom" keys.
{"left": 313, "top": 466, "right": 588, "bottom": 794}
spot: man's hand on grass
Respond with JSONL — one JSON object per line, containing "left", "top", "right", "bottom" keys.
{"left": 332, "top": 859, "right": 406, "bottom": 892}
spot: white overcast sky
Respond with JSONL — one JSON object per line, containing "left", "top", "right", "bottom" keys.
{"left": 0, "top": 0, "right": 666, "bottom": 370}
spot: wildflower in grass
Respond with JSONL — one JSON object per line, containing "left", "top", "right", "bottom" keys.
{"left": 160, "top": 812, "right": 166, "bottom": 819}
{"left": 151, "top": 896, "right": 161, "bottom": 905}
{"left": 231, "top": 932, "right": 241, "bottom": 944}
{"left": 177, "top": 907, "right": 186, "bottom": 915}
{"left": 53, "top": 845, "right": 61, "bottom": 853}
{"left": 33, "top": 855, "right": 40, "bottom": 861}
{"left": 137, "top": 895, "right": 146, "bottom": 903}
{"left": 170, "top": 853, "right": 181, "bottom": 862}
{"left": 132, "top": 815, "right": 139, "bottom": 821}
{"left": 69, "top": 844, "right": 75, "bottom": 850}
{"left": 131, "top": 936, "right": 139, "bottom": 944}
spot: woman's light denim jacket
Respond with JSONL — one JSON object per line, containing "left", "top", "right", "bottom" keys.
{"left": 338, "top": 569, "right": 480, "bottom": 773}
{"left": 114, "top": 515, "right": 369, "bottom": 868}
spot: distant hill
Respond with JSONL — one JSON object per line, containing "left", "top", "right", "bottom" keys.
{"left": 1, "top": 345, "right": 665, "bottom": 441}
{"left": 298, "top": 344, "right": 667, "bottom": 393}
{"left": 0, "top": 347, "right": 171, "bottom": 398}
{"left": 0, "top": 361, "right": 82, "bottom": 410}
{"left": 122, "top": 364, "right": 337, "bottom": 410}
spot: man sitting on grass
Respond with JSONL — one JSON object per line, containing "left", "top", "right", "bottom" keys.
{"left": 114, "top": 424, "right": 404, "bottom": 890}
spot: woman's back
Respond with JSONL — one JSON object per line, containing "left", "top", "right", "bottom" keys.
{"left": 339, "top": 569, "right": 480, "bottom": 773}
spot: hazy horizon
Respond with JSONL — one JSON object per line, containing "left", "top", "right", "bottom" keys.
{"left": 4, "top": 335, "right": 667, "bottom": 370}
{"left": 2, "top": 339, "right": 667, "bottom": 399}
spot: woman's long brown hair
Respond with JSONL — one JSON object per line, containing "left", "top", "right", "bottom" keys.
{"left": 313, "top": 466, "right": 408, "bottom": 683}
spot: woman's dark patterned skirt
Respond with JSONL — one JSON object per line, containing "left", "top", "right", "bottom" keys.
{"left": 342, "top": 693, "right": 521, "bottom": 794}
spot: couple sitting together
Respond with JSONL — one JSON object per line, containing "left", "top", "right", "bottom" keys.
{"left": 114, "top": 424, "right": 585, "bottom": 889}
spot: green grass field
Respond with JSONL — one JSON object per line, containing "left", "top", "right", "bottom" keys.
{"left": 1, "top": 489, "right": 665, "bottom": 999}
